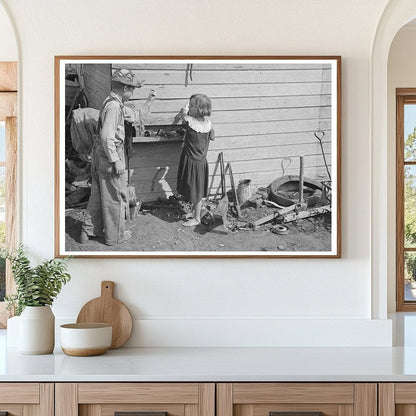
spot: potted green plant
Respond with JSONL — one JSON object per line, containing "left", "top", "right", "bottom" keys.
{"left": 4, "top": 246, "right": 71, "bottom": 354}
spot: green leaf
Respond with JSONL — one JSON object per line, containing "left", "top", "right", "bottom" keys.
{"left": 5, "top": 245, "right": 71, "bottom": 316}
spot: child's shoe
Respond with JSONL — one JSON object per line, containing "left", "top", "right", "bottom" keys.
{"left": 183, "top": 218, "right": 200, "bottom": 227}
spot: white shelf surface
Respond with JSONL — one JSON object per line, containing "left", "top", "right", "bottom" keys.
{"left": 0, "top": 313, "right": 415, "bottom": 382}
{"left": 1, "top": 342, "right": 416, "bottom": 382}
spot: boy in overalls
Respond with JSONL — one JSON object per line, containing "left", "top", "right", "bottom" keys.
{"left": 80, "top": 69, "right": 154, "bottom": 246}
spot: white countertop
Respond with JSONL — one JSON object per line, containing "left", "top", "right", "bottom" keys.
{"left": 3, "top": 313, "right": 416, "bottom": 382}
{"left": 2, "top": 345, "right": 416, "bottom": 382}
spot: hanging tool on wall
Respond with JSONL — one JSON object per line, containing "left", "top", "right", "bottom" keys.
{"left": 281, "top": 157, "right": 292, "bottom": 176}
{"left": 185, "top": 63, "right": 194, "bottom": 87}
{"left": 314, "top": 130, "right": 331, "bottom": 179}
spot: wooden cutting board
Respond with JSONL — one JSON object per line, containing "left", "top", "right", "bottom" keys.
{"left": 76, "top": 281, "right": 133, "bottom": 349}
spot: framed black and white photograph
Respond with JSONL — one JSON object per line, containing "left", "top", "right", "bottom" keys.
{"left": 55, "top": 56, "right": 341, "bottom": 258}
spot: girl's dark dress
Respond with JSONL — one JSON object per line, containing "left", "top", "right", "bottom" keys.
{"left": 177, "top": 116, "right": 215, "bottom": 204}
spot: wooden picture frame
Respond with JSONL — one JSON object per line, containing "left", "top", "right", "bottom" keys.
{"left": 0, "top": 61, "right": 17, "bottom": 325}
{"left": 396, "top": 89, "right": 416, "bottom": 310}
{"left": 55, "top": 56, "right": 341, "bottom": 258}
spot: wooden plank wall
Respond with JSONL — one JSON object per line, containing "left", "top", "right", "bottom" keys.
{"left": 70, "top": 64, "right": 111, "bottom": 111}
{"left": 112, "top": 63, "right": 332, "bottom": 202}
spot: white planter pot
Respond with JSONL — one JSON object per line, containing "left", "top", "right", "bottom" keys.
{"left": 19, "top": 306, "right": 55, "bottom": 354}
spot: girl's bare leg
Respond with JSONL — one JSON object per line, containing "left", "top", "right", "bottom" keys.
{"left": 194, "top": 200, "right": 202, "bottom": 222}
{"left": 183, "top": 200, "right": 202, "bottom": 226}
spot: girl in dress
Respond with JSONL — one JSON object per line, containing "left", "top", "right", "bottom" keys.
{"left": 176, "top": 94, "right": 215, "bottom": 226}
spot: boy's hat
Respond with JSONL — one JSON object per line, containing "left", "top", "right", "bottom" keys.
{"left": 112, "top": 68, "right": 143, "bottom": 88}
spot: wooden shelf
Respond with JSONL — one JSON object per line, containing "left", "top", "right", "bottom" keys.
{"left": 133, "top": 136, "right": 184, "bottom": 143}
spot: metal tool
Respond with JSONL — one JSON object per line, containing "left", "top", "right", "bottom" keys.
{"left": 264, "top": 200, "right": 286, "bottom": 209}
{"left": 251, "top": 203, "right": 307, "bottom": 228}
{"left": 314, "top": 130, "right": 331, "bottom": 179}
{"left": 281, "top": 157, "right": 292, "bottom": 176}
{"left": 225, "top": 162, "right": 241, "bottom": 218}
{"left": 213, "top": 152, "right": 229, "bottom": 232}
{"left": 299, "top": 155, "right": 304, "bottom": 203}
{"left": 281, "top": 205, "right": 331, "bottom": 223}
{"left": 124, "top": 121, "right": 138, "bottom": 222}
{"left": 208, "top": 152, "right": 221, "bottom": 199}
{"left": 220, "top": 152, "right": 226, "bottom": 198}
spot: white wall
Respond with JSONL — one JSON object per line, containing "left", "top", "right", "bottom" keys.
{"left": 0, "top": 0, "right": 394, "bottom": 347}
{"left": 387, "top": 26, "right": 416, "bottom": 312}
{"left": 0, "top": 3, "right": 16, "bottom": 61}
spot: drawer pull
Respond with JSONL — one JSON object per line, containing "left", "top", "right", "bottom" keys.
{"left": 115, "top": 413, "right": 168, "bottom": 416}
{"left": 270, "top": 413, "right": 323, "bottom": 416}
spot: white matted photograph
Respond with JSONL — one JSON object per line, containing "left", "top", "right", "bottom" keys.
{"left": 55, "top": 56, "right": 341, "bottom": 258}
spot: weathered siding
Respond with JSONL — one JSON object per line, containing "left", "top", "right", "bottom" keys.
{"left": 77, "top": 64, "right": 111, "bottom": 111}
{"left": 115, "top": 63, "right": 332, "bottom": 202}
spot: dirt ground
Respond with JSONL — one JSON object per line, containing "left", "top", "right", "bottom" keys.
{"left": 65, "top": 202, "right": 331, "bottom": 253}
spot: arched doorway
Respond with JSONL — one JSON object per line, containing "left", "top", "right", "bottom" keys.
{"left": 371, "top": 1, "right": 416, "bottom": 318}
{"left": 0, "top": 1, "right": 18, "bottom": 327}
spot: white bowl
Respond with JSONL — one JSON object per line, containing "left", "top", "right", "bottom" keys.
{"left": 60, "top": 323, "right": 112, "bottom": 356}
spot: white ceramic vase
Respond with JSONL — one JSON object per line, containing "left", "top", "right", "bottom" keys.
{"left": 19, "top": 305, "right": 55, "bottom": 354}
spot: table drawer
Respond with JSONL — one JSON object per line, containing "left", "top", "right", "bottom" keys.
{"left": 56, "top": 383, "right": 215, "bottom": 416}
{"left": 0, "top": 383, "right": 53, "bottom": 416}
{"left": 217, "top": 383, "right": 376, "bottom": 416}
